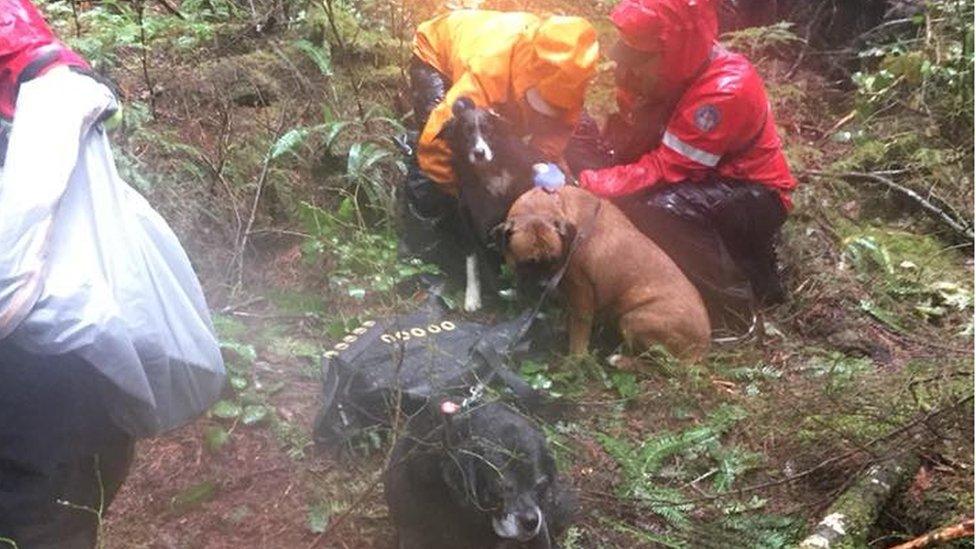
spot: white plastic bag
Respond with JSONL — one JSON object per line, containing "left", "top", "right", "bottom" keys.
{"left": 0, "top": 67, "right": 224, "bottom": 436}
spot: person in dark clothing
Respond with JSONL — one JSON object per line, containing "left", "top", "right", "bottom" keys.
{"left": 1, "top": 2, "right": 224, "bottom": 547}
{"left": 0, "top": 345, "right": 134, "bottom": 549}
{"left": 574, "top": 0, "right": 797, "bottom": 328}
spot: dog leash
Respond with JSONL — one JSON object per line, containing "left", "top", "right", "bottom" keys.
{"left": 510, "top": 198, "right": 604, "bottom": 347}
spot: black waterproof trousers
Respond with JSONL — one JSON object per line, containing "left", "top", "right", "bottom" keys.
{"left": 616, "top": 180, "right": 787, "bottom": 327}
{"left": 398, "top": 57, "right": 467, "bottom": 280}
{"left": 0, "top": 344, "right": 134, "bottom": 549}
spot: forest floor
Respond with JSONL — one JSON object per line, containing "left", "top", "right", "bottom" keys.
{"left": 39, "top": 1, "right": 972, "bottom": 547}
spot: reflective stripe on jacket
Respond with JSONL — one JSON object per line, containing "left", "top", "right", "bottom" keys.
{"left": 580, "top": 46, "right": 796, "bottom": 209}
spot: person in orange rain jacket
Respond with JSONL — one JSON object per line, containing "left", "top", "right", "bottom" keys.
{"left": 399, "top": 10, "right": 598, "bottom": 281}
{"left": 568, "top": 0, "right": 797, "bottom": 329}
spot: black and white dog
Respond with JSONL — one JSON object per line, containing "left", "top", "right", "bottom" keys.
{"left": 441, "top": 97, "right": 542, "bottom": 311}
{"left": 384, "top": 401, "right": 576, "bottom": 549}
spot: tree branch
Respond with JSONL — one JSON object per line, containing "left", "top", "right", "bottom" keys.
{"left": 233, "top": 112, "right": 288, "bottom": 293}
{"left": 803, "top": 170, "right": 974, "bottom": 242}
{"left": 890, "top": 519, "right": 975, "bottom": 549}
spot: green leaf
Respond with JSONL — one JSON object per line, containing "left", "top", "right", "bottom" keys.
{"left": 367, "top": 115, "right": 406, "bottom": 133}
{"left": 326, "top": 319, "right": 350, "bottom": 339}
{"left": 293, "top": 39, "right": 332, "bottom": 76}
{"left": 321, "top": 120, "right": 354, "bottom": 150}
{"left": 270, "top": 127, "right": 310, "bottom": 160}
{"left": 346, "top": 142, "right": 392, "bottom": 177}
{"left": 220, "top": 341, "right": 257, "bottom": 368}
{"left": 307, "top": 502, "right": 332, "bottom": 533}
{"left": 337, "top": 197, "right": 356, "bottom": 223}
{"left": 230, "top": 375, "right": 248, "bottom": 391}
{"left": 346, "top": 142, "right": 366, "bottom": 176}
{"left": 844, "top": 236, "right": 893, "bottom": 274}
{"left": 211, "top": 400, "right": 243, "bottom": 419}
{"left": 859, "top": 299, "right": 904, "bottom": 331}
{"left": 242, "top": 405, "right": 270, "bottom": 426}
{"left": 204, "top": 426, "right": 231, "bottom": 452}
{"left": 610, "top": 372, "right": 639, "bottom": 400}
{"left": 520, "top": 360, "right": 547, "bottom": 375}
{"left": 525, "top": 373, "right": 553, "bottom": 391}
{"left": 347, "top": 287, "right": 366, "bottom": 299}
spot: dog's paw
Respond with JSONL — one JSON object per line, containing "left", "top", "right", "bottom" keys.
{"left": 464, "top": 254, "right": 482, "bottom": 312}
{"left": 464, "top": 290, "right": 482, "bottom": 312}
{"left": 607, "top": 354, "right": 639, "bottom": 372}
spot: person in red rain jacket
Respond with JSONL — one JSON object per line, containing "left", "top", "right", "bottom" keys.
{"left": 575, "top": 0, "right": 797, "bottom": 328}
{"left": 0, "top": 2, "right": 134, "bottom": 547}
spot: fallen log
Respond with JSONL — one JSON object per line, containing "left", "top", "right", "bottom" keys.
{"left": 798, "top": 453, "right": 921, "bottom": 549}
{"left": 889, "top": 518, "right": 975, "bottom": 549}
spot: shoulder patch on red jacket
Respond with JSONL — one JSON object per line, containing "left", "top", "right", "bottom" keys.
{"left": 693, "top": 103, "right": 720, "bottom": 132}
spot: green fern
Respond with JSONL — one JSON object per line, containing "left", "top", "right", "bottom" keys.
{"left": 711, "top": 446, "right": 761, "bottom": 493}
{"left": 598, "top": 405, "right": 750, "bottom": 529}
{"left": 293, "top": 39, "right": 333, "bottom": 76}
{"left": 699, "top": 510, "right": 805, "bottom": 549}
{"left": 633, "top": 486, "right": 693, "bottom": 529}
{"left": 271, "top": 127, "right": 311, "bottom": 160}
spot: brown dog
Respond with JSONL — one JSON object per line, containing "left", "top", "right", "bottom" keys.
{"left": 498, "top": 186, "right": 710, "bottom": 361}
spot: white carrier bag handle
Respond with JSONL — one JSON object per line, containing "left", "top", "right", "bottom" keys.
{"left": 0, "top": 66, "right": 225, "bottom": 436}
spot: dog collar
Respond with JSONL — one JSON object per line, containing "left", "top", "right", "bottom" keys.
{"left": 512, "top": 199, "right": 604, "bottom": 344}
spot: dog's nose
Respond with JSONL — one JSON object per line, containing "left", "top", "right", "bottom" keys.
{"left": 473, "top": 147, "right": 487, "bottom": 160}
{"left": 518, "top": 509, "right": 541, "bottom": 536}
{"left": 519, "top": 512, "right": 539, "bottom": 531}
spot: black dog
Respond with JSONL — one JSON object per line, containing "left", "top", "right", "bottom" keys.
{"left": 384, "top": 401, "right": 576, "bottom": 549}
{"left": 441, "top": 97, "right": 542, "bottom": 312}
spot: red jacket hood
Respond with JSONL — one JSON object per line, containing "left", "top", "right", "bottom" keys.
{"left": 0, "top": 0, "right": 89, "bottom": 119}
{"left": 611, "top": 0, "right": 719, "bottom": 88}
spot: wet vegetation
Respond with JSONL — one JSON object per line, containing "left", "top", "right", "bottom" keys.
{"left": 37, "top": 0, "right": 973, "bottom": 546}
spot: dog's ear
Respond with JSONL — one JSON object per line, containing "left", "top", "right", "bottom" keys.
{"left": 487, "top": 107, "right": 514, "bottom": 133}
{"left": 491, "top": 220, "right": 515, "bottom": 251}
{"left": 539, "top": 451, "right": 557, "bottom": 486}
{"left": 436, "top": 116, "right": 455, "bottom": 142}
{"left": 552, "top": 219, "right": 577, "bottom": 247}
{"left": 452, "top": 97, "right": 476, "bottom": 118}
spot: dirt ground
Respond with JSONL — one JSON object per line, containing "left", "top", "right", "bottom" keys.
{"left": 100, "top": 285, "right": 974, "bottom": 548}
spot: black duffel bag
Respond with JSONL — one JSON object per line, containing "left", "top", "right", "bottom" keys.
{"left": 312, "top": 297, "right": 555, "bottom": 450}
